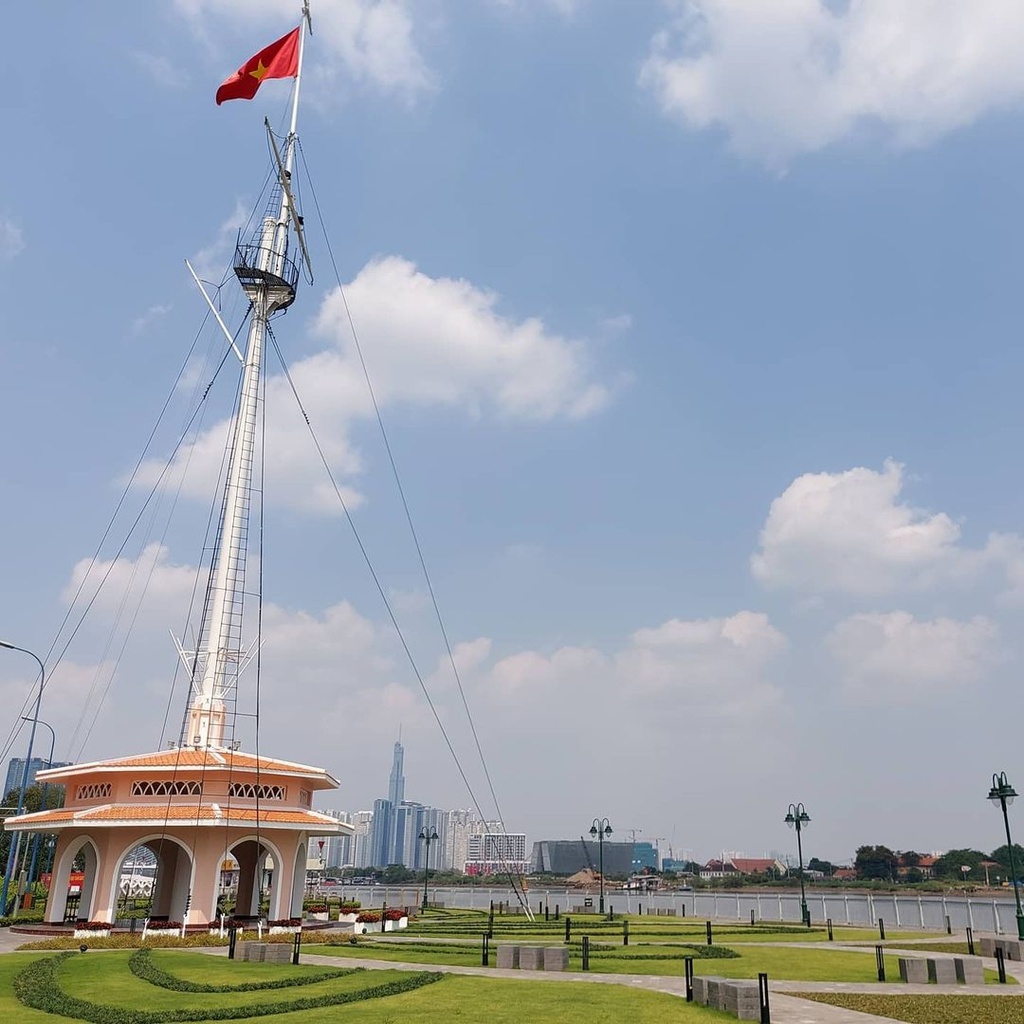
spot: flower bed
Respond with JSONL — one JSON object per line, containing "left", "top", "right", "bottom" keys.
{"left": 73, "top": 921, "right": 110, "bottom": 939}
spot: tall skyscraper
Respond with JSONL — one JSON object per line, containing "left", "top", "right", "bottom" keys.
{"left": 4, "top": 757, "right": 71, "bottom": 799}
{"left": 387, "top": 739, "right": 405, "bottom": 807}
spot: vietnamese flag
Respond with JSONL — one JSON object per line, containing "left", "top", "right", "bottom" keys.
{"left": 216, "top": 27, "right": 300, "bottom": 105}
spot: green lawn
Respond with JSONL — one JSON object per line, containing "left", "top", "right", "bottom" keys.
{"left": 797, "top": 992, "right": 1024, "bottom": 1024}
{"left": 0, "top": 950, "right": 734, "bottom": 1024}
{"left": 308, "top": 938, "right": 909, "bottom": 981}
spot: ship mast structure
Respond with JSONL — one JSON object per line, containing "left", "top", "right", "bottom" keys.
{"left": 185, "top": 9, "right": 312, "bottom": 750}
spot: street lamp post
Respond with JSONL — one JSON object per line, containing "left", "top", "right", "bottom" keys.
{"left": 589, "top": 817, "right": 613, "bottom": 915}
{"left": 418, "top": 828, "right": 438, "bottom": 912}
{"left": 988, "top": 771, "right": 1024, "bottom": 940}
{"left": 784, "top": 802, "right": 811, "bottom": 927}
{"left": 24, "top": 717, "right": 55, "bottom": 888}
{"left": 0, "top": 641, "right": 45, "bottom": 916}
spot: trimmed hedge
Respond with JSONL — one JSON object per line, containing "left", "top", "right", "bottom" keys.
{"left": 14, "top": 953, "right": 445, "bottom": 1023}
{"left": 127, "top": 948, "right": 361, "bottom": 992}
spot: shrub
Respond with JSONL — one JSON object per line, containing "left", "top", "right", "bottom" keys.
{"left": 356, "top": 912, "right": 381, "bottom": 923}
{"left": 14, "top": 953, "right": 446, "bottom": 1022}
{"left": 128, "top": 947, "right": 360, "bottom": 992}
{"left": 76, "top": 921, "right": 113, "bottom": 932}
{"left": 267, "top": 918, "right": 302, "bottom": 928}
{"left": 305, "top": 904, "right": 327, "bottom": 914}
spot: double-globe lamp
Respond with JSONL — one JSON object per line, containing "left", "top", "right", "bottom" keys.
{"left": 590, "top": 818, "right": 613, "bottom": 915}
{"left": 784, "top": 802, "right": 811, "bottom": 927}
{"left": 988, "top": 772, "right": 1024, "bottom": 940}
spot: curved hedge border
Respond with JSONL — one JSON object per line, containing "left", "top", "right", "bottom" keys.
{"left": 128, "top": 948, "right": 362, "bottom": 992}
{"left": 15, "top": 953, "right": 444, "bottom": 1023}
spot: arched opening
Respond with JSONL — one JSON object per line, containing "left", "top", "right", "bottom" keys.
{"left": 46, "top": 836, "right": 99, "bottom": 924}
{"left": 148, "top": 838, "right": 194, "bottom": 925}
{"left": 109, "top": 837, "right": 193, "bottom": 926}
{"left": 290, "top": 841, "right": 307, "bottom": 918}
{"left": 225, "top": 838, "right": 280, "bottom": 922}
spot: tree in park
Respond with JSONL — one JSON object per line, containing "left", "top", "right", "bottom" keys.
{"left": 932, "top": 848, "right": 987, "bottom": 881}
{"left": 0, "top": 784, "right": 64, "bottom": 869}
{"left": 854, "top": 845, "right": 898, "bottom": 881}
{"left": 988, "top": 844, "right": 1024, "bottom": 882}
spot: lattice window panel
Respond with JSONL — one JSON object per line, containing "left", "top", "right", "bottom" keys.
{"left": 75, "top": 783, "right": 112, "bottom": 800}
{"left": 299, "top": 789, "right": 311, "bottom": 807}
{"left": 130, "top": 780, "right": 202, "bottom": 797}
{"left": 228, "top": 783, "right": 285, "bottom": 801}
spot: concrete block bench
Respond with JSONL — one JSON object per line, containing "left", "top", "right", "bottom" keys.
{"left": 237, "top": 942, "right": 291, "bottom": 963}
{"left": 496, "top": 945, "right": 567, "bottom": 972}
{"left": 691, "top": 976, "right": 762, "bottom": 1021}
{"left": 981, "top": 936, "right": 1024, "bottom": 961}
{"left": 898, "top": 955, "right": 984, "bottom": 985}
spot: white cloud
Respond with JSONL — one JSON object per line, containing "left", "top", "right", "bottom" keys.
{"left": 752, "top": 459, "right": 1024, "bottom": 596}
{"left": 133, "top": 52, "right": 190, "bottom": 89}
{"left": 826, "top": 611, "right": 1000, "bottom": 704}
{"left": 190, "top": 201, "right": 249, "bottom": 284}
{"left": 0, "top": 218, "right": 24, "bottom": 262}
{"left": 137, "top": 256, "right": 610, "bottom": 513}
{"left": 641, "top": 1, "right": 1024, "bottom": 164}
{"left": 131, "top": 304, "right": 173, "bottom": 336}
{"left": 175, "top": 0, "right": 432, "bottom": 99}
{"left": 483, "top": 610, "right": 786, "bottom": 719}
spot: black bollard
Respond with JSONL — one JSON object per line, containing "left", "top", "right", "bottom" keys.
{"left": 875, "top": 944, "right": 885, "bottom": 982}
{"left": 545, "top": 904, "right": 550, "bottom": 922}
{"left": 997, "top": 947, "right": 1007, "bottom": 984}
{"left": 555, "top": 904, "right": 559, "bottom": 920}
{"left": 946, "top": 914, "right": 952, "bottom": 935}
{"left": 684, "top": 956, "right": 694, "bottom": 1002}
{"left": 292, "top": 931, "right": 301, "bottom": 965}
{"left": 751, "top": 909, "right": 755, "bottom": 926}
{"left": 490, "top": 900, "right": 494, "bottom": 912}
{"left": 639, "top": 903, "right": 643, "bottom": 916}
{"left": 488, "top": 910, "right": 494, "bottom": 938}
{"left": 706, "top": 920, "right": 713, "bottom": 946}
{"left": 681, "top": 904, "right": 686, "bottom": 917}
{"left": 538, "top": 901, "right": 542, "bottom": 916}
{"left": 482, "top": 932, "right": 489, "bottom": 966}
{"left": 827, "top": 918, "right": 833, "bottom": 942}
{"left": 582, "top": 934, "right": 590, "bottom": 971}
{"left": 564, "top": 916, "right": 571, "bottom": 943}
{"left": 758, "top": 972, "right": 771, "bottom": 1024}
{"left": 382, "top": 902, "right": 388, "bottom": 934}
{"left": 878, "top": 917, "right": 885, "bottom": 941}
{"left": 228, "top": 925, "right": 237, "bottom": 960}
{"left": 967, "top": 926, "right": 975, "bottom": 956}
{"left": 623, "top": 919, "right": 629, "bottom": 946}
{"left": 608, "top": 903, "right": 614, "bottom": 920}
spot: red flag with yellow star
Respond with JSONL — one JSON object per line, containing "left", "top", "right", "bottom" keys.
{"left": 216, "top": 27, "right": 300, "bottom": 105}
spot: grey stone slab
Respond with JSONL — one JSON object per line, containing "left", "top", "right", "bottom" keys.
{"left": 1000, "top": 938, "right": 1024, "bottom": 961}
{"left": 927, "top": 958, "right": 958, "bottom": 984}
{"left": 543, "top": 947, "right": 569, "bottom": 971}
{"left": 980, "top": 937, "right": 997, "bottom": 957}
{"left": 496, "top": 945, "right": 519, "bottom": 970}
{"left": 691, "top": 975, "right": 710, "bottom": 1005}
{"left": 705, "top": 978, "right": 724, "bottom": 1009}
{"left": 954, "top": 956, "right": 985, "bottom": 984}
{"left": 519, "top": 946, "right": 544, "bottom": 971}
{"left": 898, "top": 957, "right": 928, "bottom": 984}
{"left": 721, "top": 980, "right": 761, "bottom": 1020}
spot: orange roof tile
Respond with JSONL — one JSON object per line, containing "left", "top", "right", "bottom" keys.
{"left": 38, "top": 748, "right": 338, "bottom": 787}
{"left": 5, "top": 804, "right": 352, "bottom": 831}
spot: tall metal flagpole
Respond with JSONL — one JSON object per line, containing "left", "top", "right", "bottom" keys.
{"left": 185, "top": 9, "right": 309, "bottom": 749}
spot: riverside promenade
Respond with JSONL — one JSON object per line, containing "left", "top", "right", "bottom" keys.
{"left": 5, "top": 924, "right": 1024, "bottom": 1022}
{"left": 196, "top": 932, "right": 1024, "bottom": 1024}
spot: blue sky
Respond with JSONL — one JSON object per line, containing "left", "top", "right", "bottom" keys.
{"left": 4, "top": 0, "right": 1024, "bottom": 866}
